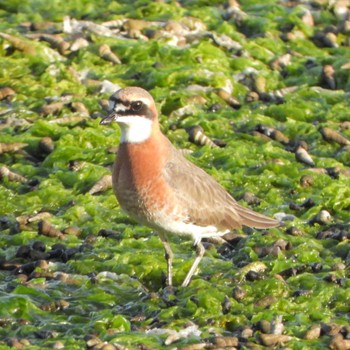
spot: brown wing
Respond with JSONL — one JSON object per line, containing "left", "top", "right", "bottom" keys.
{"left": 163, "top": 146, "right": 279, "bottom": 230}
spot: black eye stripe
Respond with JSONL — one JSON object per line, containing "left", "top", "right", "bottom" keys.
{"left": 117, "top": 106, "right": 153, "bottom": 119}
{"left": 108, "top": 98, "right": 153, "bottom": 119}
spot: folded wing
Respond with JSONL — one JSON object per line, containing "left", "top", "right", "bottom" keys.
{"left": 163, "top": 146, "right": 279, "bottom": 231}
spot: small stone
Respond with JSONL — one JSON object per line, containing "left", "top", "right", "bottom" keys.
{"left": 212, "top": 336, "right": 239, "bottom": 347}
{"left": 179, "top": 343, "right": 207, "bottom": 350}
{"left": 304, "top": 325, "right": 321, "bottom": 340}
{"left": 240, "top": 192, "right": 262, "bottom": 205}
{"left": 100, "top": 344, "right": 117, "bottom": 350}
{"left": 293, "top": 289, "right": 312, "bottom": 297}
{"left": 322, "top": 323, "right": 342, "bottom": 336}
{"left": 279, "top": 267, "right": 299, "bottom": 278}
{"left": 32, "top": 241, "right": 46, "bottom": 252}
{"left": 329, "top": 334, "right": 350, "bottom": 350}
{"left": 16, "top": 245, "right": 31, "bottom": 258}
{"left": 332, "top": 263, "right": 346, "bottom": 271}
{"left": 310, "top": 262, "right": 323, "bottom": 273}
{"left": 241, "top": 327, "right": 254, "bottom": 339}
{"left": 49, "top": 341, "right": 65, "bottom": 349}
{"left": 63, "top": 226, "right": 81, "bottom": 236}
{"left": 84, "top": 335, "right": 102, "bottom": 348}
{"left": 271, "top": 315, "right": 284, "bottom": 335}
{"left": 255, "top": 295, "right": 277, "bottom": 308}
{"left": 257, "top": 320, "right": 271, "bottom": 334}
{"left": 300, "top": 174, "right": 314, "bottom": 187}
{"left": 232, "top": 286, "right": 246, "bottom": 301}
{"left": 286, "top": 227, "right": 304, "bottom": 236}
{"left": 39, "top": 137, "right": 55, "bottom": 154}
{"left": 309, "top": 210, "right": 332, "bottom": 225}
{"left": 324, "top": 274, "right": 342, "bottom": 285}
{"left": 259, "top": 333, "right": 292, "bottom": 347}
{"left": 6, "top": 337, "right": 30, "bottom": 349}
{"left": 221, "top": 295, "right": 232, "bottom": 314}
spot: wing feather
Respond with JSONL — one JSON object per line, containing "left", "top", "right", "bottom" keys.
{"left": 163, "top": 146, "right": 279, "bottom": 231}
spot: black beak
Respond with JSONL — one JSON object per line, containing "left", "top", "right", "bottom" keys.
{"left": 100, "top": 112, "right": 117, "bottom": 125}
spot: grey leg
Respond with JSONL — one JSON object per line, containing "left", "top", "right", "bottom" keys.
{"left": 159, "top": 232, "right": 173, "bottom": 286}
{"left": 182, "top": 242, "right": 205, "bottom": 287}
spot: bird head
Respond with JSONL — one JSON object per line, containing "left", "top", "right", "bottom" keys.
{"left": 100, "top": 87, "right": 159, "bottom": 143}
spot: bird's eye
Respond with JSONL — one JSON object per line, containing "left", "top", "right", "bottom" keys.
{"left": 131, "top": 101, "right": 143, "bottom": 111}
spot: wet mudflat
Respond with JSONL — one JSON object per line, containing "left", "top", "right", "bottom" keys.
{"left": 0, "top": 0, "right": 350, "bottom": 349}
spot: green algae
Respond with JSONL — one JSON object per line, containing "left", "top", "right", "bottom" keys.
{"left": 0, "top": 0, "right": 349, "bottom": 349}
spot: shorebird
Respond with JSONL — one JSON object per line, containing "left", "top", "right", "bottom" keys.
{"left": 100, "top": 87, "right": 279, "bottom": 287}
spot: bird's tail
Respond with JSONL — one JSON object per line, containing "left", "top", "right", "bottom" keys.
{"left": 234, "top": 203, "right": 280, "bottom": 229}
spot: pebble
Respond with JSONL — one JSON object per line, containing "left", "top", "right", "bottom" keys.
{"left": 331, "top": 262, "right": 346, "bottom": 271}
{"left": 49, "top": 341, "right": 65, "bottom": 349}
{"left": 255, "top": 295, "right": 277, "bottom": 308}
{"left": 329, "top": 334, "right": 350, "bottom": 350}
{"left": 322, "top": 323, "right": 343, "bottom": 336}
{"left": 309, "top": 210, "right": 332, "bottom": 225}
{"left": 300, "top": 174, "right": 314, "bottom": 187}
{"left": 0, "top": 142, "right": 26, "bottom": 154}
{"left": 221, "top": 295, "right": 232, "bottom": 314}
{"left": 240, "top": 327, "right": 253, "bottom": 339}
{"left": 286, "top": 226, "right": 304, "bottom": 236}
{"left": 232, "top": 286, "right": 246, "bottom": 301}
{"left": 211, "top": 336, "right": 239, "bottom": 347}
{"left": 304, "top": 324, "right": 321, "bottom": 340}
{"left": 259, "top": 333, "right": 292, "bottom": 347}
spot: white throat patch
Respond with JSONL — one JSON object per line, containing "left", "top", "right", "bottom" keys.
{"left": 117, "top": 116, "right": 153, "bottom": 144}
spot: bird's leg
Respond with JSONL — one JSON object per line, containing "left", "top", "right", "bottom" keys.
{"left": 182, "top": 242, "right": 205, "bottom": 287}
{"left": 158, "top": 232, "right": 173, "bottom": 286}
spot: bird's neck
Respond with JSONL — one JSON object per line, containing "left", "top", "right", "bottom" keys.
{"left": 116, "top": 130, "right": 170, "bottom": 185}
{"left": 118, "top": 116, "right": 159, "bottom": 144}
{"left": 119, "top": 119, "right": 170, "bottom": 160}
